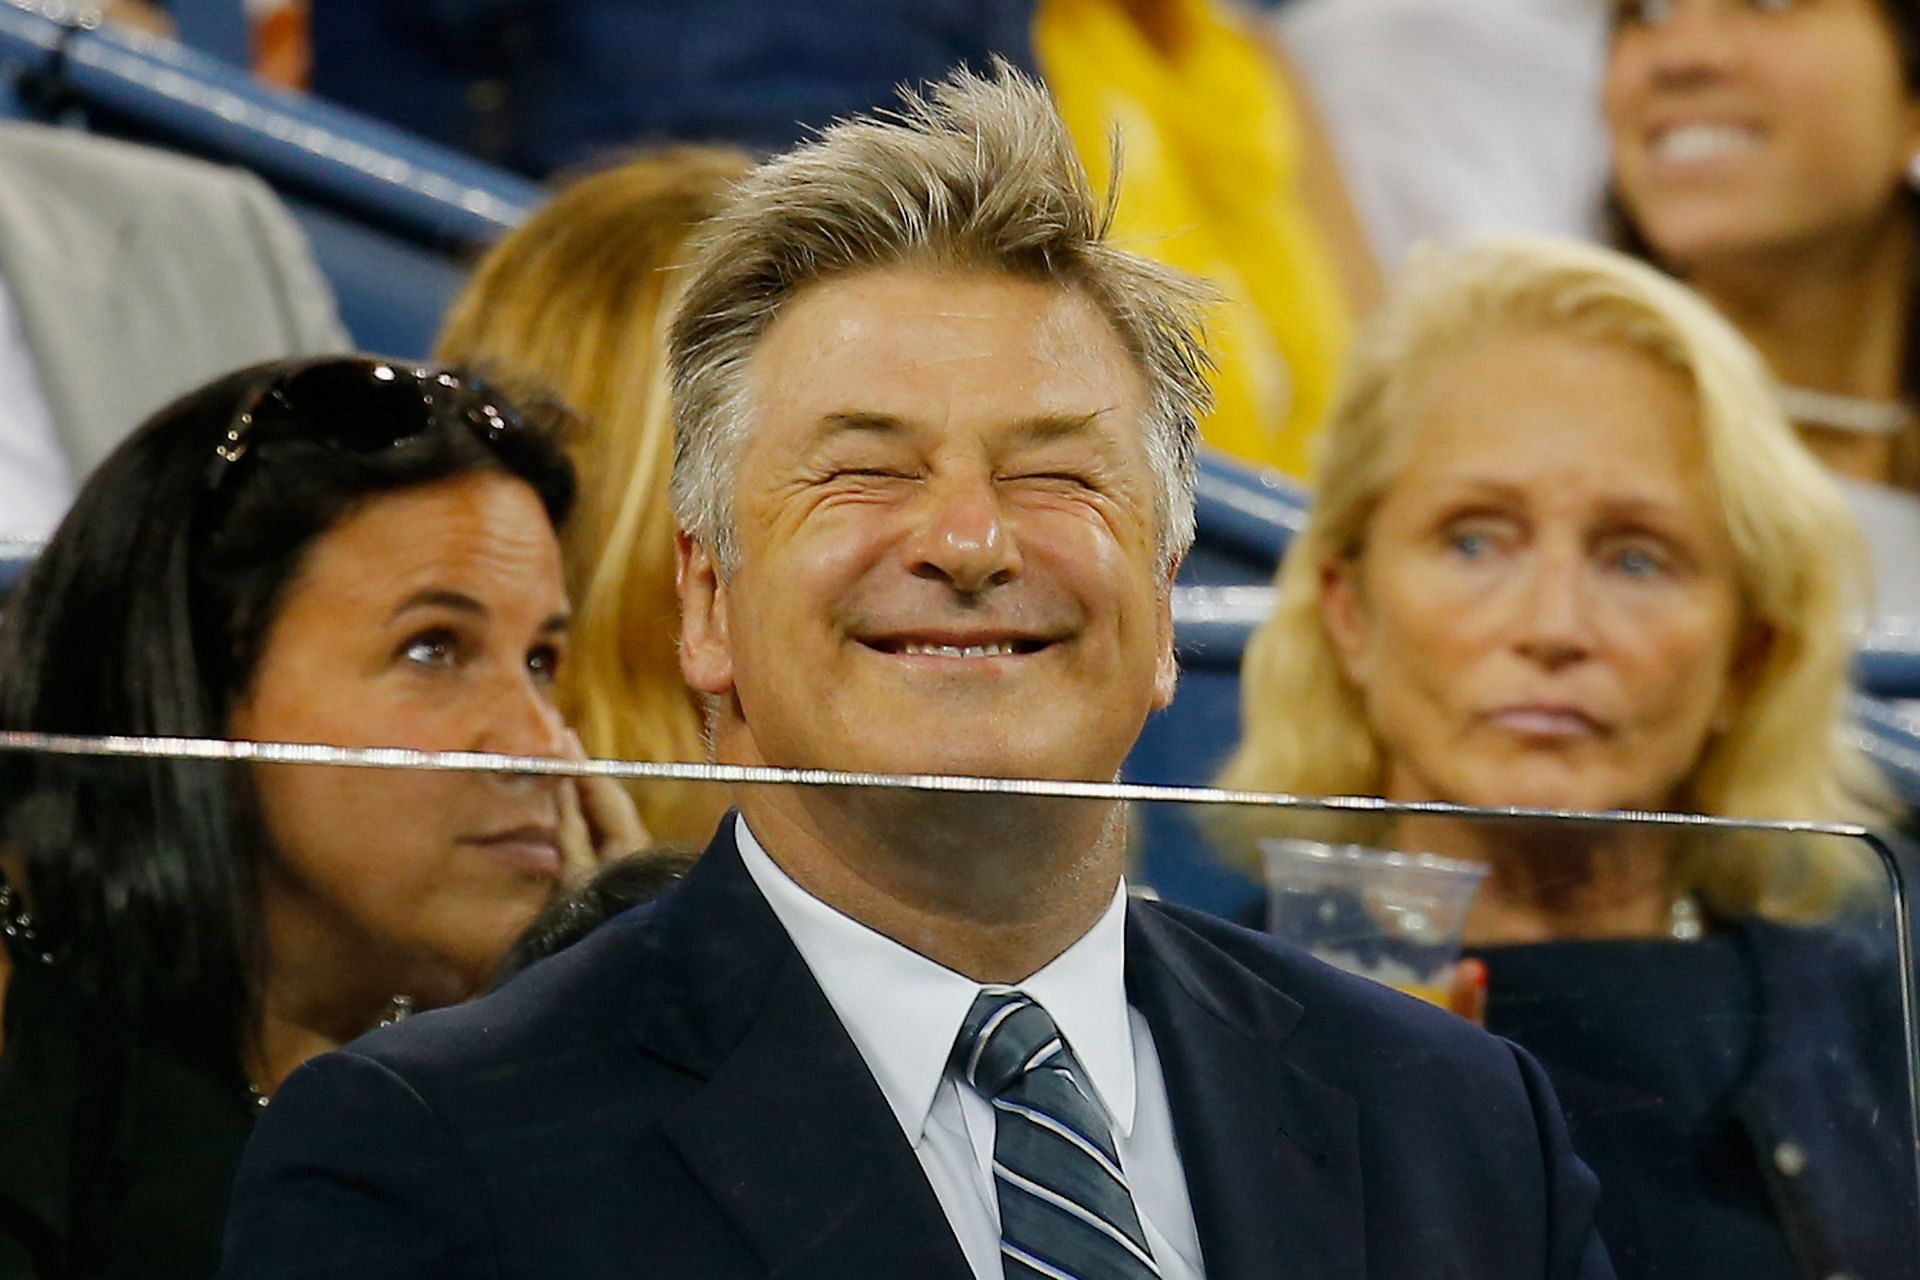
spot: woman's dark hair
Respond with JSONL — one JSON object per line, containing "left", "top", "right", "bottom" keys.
{"left": 0, "top": 356, "right": 575, "bottom": 1054}
{"left": 1607, "top": 0, "right": 1920, "bottom": 478}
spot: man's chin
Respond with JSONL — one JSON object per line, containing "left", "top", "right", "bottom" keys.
{"left": 718, "top": 712, "right": 1127, "bottom": 784}
{"left": 851, "top": 747, "right": 1068, "bottom": 781}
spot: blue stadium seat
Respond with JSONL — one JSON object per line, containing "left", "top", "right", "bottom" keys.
{"left": 0, "top": 536, "right": 37, "bottom": 600}
{"left": 167, "top": 0, "right": 249, "bottom": 68}
{"left": 1856, "top": 631, "right": 1920, "bottom": 709}
{"left": 58, "top": 20, "right": 539, "bottom": 245}
{"left": 284, "top": 198, "right": 470, "bottom": 361}
{"left": 0, "top": 1, "right": 62, "bottom": 118}
{"left": 1128, "top": 584, "right": 1268, "bottom": 918}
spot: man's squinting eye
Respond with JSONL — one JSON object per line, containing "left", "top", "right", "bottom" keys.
{"left": 832, "top": 466, "right": 916, "bottom": 482}
{"left": 1003, "top": 470, "right": 1097, "bottom": 491}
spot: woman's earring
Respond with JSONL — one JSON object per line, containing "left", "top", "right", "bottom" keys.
{"left": 1908, "top": 149, "right": 1920, "bottom": 191}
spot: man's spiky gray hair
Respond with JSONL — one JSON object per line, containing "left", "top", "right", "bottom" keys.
{"left": 667, "top": 61, "right": 1215, "bottom": 580}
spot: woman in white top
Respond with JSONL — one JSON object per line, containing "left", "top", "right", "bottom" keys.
{"left": 1604, "top": 0, "right": 1920, "bottom": 615}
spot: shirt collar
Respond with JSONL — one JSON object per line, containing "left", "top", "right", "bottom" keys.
{"left": 734, "top": 815, "right": 1138, "bottom": 1145}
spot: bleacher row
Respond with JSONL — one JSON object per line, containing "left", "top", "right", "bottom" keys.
{"left": 3, "top": 0, "right": 1919, "bottom": 914}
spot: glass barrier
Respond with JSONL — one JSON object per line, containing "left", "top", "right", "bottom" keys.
{"left": 0, "top": 735, "right": 1913, "bottom": 1280}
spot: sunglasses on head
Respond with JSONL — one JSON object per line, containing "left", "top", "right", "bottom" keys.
{"left": 206, "top": 357, "right": 527, "bottom": 493}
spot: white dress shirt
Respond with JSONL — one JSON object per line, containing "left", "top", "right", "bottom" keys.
{"left": 736, "top": 817, "right": 1205, "bottom": 1280}
{"left": 0, "top": 273, "right": 74, "bottom": 541}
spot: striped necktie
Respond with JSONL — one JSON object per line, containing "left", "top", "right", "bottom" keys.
{"left": 953, "top": 987, "right": 1162, "bottom": 1280}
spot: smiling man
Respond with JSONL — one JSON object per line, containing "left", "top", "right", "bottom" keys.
{"left": 221, "top": 67, "right": 1613, "bottom": 1280}
{"left": 680, "top": 266, "right": 1175, "bottom": 787}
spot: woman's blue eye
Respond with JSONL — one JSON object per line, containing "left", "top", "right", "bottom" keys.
{"left": 1612, "top": 546, "right": 1667, "bottom": 578}
{"left": 1448, "top": 530, "right": 1494, "bottom": 558}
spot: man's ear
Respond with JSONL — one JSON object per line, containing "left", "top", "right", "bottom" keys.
{"left": 676, "top": 531, "right": 735, "bottom": 696}
{"left": 1150, "top": 575, "right": 1180, "bottom": 712}
{"left": 1318, "top": 554, "right": 1372, "bottom": 687}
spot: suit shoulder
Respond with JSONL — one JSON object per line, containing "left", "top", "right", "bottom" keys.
{"left": 344, "top": 896, "right": 672, "bottom": 1082}
{"left": 1135, "top": 898, "right": 1516, "bottom": 1067}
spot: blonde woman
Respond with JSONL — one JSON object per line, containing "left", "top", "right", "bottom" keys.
{"left": 437, "top": 148, "right": 751, "bottom": 845}
{"left": 1219, "top": 234, "right": 1910, "bottom": 1280}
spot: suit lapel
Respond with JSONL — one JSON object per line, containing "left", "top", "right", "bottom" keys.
{"left": 1127, "top": 904, "right": 1366, "bottom": 1280}
{"left": 631, "top": 824, "right": 972, "bottom": 1280}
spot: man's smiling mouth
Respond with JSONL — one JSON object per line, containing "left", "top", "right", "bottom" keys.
{"left": 860, "top": 633, "right": 1054, "bottom": 658}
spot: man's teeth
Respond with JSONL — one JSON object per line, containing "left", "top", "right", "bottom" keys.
{"left": 899, "top": 641, "right": 1021, "bottom": 658}
{"left": 1654, "top": 124, "right": 1759, "bottom": 164}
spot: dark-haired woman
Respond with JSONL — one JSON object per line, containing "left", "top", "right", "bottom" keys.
{"left": 0, "top": 357, "right": 642, "bottom": 1279}
{"left": 1605, "top": 0, "right": 1920, "bottom": 611}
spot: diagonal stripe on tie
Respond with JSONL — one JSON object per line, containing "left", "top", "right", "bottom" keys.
{"left": 1016, "top": 1064, "right": 1121, "bottom": 1164}
{"left": 997, "top": 1163, "right": 1162, "bottom": 1273}
{"left": 995, "top": 1107, "right": 1135, "bottom": 1225}
{"left": 953, "top": 988, "right": 1160, "bottom": 1280}
{"left": 1003, "top": 1241, "right": 1082, "bottom": 1280}
{"left": 993, "top": 1098, "right": 1129, "bottom": 1187}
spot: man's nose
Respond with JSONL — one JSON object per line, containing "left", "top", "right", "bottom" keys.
{"left": 903, "top": 472, "right": 1022, "bottom": 595}
{"left": 1511, "top": 545, "right": 1596, "bottom": 671}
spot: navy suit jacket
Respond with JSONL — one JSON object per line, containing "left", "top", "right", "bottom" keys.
{"left": 221, "top": 821, "right": 1614, "bottom": 1279}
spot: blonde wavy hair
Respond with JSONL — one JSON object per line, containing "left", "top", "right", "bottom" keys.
{"left": 1217, "top": 235, "right": 1887, "bottom": 920}
{"left": 436, "top": 147, "right": 751, "bottom": 844}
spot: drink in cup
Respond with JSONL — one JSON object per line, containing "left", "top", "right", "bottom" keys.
{"left": 1259, "top": 838, "right": 1488, "bottom": 1007}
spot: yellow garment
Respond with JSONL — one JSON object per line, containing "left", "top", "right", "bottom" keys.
{"left": 1035, "top": 0, "right": 1351, "bottom": 477}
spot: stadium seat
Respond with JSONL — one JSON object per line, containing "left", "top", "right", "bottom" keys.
{"left": 0, "top": 536, "right": 35, "bottom": 600}
{"left": 284, "top": 197, "right": 471, "bottom": 361}
{"left": 167, "top": 0, "right": 249, "bottom": 69}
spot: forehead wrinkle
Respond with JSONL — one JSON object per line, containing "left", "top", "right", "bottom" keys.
{"left": 801, "top": 407, "right": 1131, "bottom": 459}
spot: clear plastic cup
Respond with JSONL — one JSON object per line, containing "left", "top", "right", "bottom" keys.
{"left": 1259, "top": 838, "right": 1489, "bottom": 1006}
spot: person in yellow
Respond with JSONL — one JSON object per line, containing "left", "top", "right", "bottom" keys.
{"left": 1036, "top": 0, "right": 1377, "bottom": 477}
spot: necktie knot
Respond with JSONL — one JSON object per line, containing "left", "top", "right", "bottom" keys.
{"left": 953, "top": 987, "right": 1070, "bottom": 1099}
